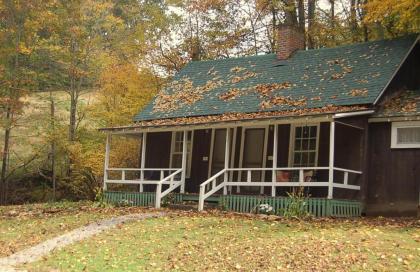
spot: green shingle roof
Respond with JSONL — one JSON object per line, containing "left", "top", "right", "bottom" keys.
{"left": 134, "top": 35, "right": 417, "bottom": 122}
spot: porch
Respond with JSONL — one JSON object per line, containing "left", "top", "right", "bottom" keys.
{"left": 102, "top": 115, "right": 367, "bottom": 216}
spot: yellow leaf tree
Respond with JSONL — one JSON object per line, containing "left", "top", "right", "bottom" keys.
{"left": 364, "top": 0, "right": 420, "bottom": 34}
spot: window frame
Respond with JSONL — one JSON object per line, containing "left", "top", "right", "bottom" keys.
{"left": 288, "top": 123, "right": 320, "bottom": 167}
{"left": 169, "top": 131, "right": 194, "bottom": 178}
{"left": 391, "top": 121, "right": 420, "bottom": 149}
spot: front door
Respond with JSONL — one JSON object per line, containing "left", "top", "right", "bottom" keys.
{"left": 210, "top": 129, "right": 228, "bottom": 176}
{"left": 239, "top": 127, "right": 267, "bottom": 193}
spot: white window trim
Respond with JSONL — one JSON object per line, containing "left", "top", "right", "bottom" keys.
{"left": 391, "top": 121, "right": 420, "bottom": 149}
{"left": 288, "top": 123, "right": 320, "bottom": 167}
{"left": 170, "top": 131, "right": 194, "bottom": 178}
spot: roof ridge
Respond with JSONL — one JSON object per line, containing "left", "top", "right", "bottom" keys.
{"left": 187, "top": 35, "right": 417, "bottom": 65}
{"left": 305, "top": 34, "right": 418, "bottom": 53}
{"left": 189, "top": 53, "right": 276, "bottom": 64}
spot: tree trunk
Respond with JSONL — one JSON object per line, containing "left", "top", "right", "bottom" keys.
{"left": 329, "top": 0, "right": 335, "bottom": 41}
{"left": 358, "top": 0, "right": 369, "bottom": 42}
{"left": 50, "top": 91, "right": 56, "bottom": 201}
{"left": 297, "top": 0, "right": 305, "bottom": 30}
{"left": 283, "top": 0, "right": 298, "bottom": 26}
{"left": 0, "top": 108, "right": 11, "bottom": 205}
{"left": 350, "top": 0, "right": 358, "bottom": 41}
{"left": 69, "top": 89, "right": 77, "bottom": 142}
{"left": 307, "top": 0, "right": 316, "bottom": 49}
{"left": 271, "top": 5, "right": 277, "bottom": 53}
{"left": 297, "top": 0, "right": 305, "bottom": 47}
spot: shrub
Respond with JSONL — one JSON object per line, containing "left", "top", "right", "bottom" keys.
{"left": 282, "top": 187, "right": 311, "bottom": 218}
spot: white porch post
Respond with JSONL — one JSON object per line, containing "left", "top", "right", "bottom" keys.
{"left": 140, "top": 132, "right": 147, "bottom": 192}
{"left": 328, "top": 121, "right": 335, "bottom": 199}
{"left": 155, "top": 183, "right": 162, "bottom": 208}
{"left": 180, "top": 130, "right": 188, "bottom": 193}
{"left": 271, "top": 124, "right": 278, "bottom": 197}
{"left": 223, "top": 128, "right": 231, "bottom": 195}
{"left": 103, "top": 133, "right": 111, "bottom": 191}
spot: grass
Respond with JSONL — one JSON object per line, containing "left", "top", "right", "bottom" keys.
{"left": 0, "top": 201, "right": 148, "bottom": 257}
{"left": 23, "top": 213, "right": 420, "bottom": 272}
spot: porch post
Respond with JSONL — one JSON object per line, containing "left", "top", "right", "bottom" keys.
{"left": 103, "top": 133, "right": 111, "bottom": 191}
{"left": 271, "top": 124, "right": 278, "bottom": 197}
{"left": 223, "top": 128, "right": 231, "bottom": 195}
{"left": 140, "top": 132, "right": 147, "bottom": 192}
{"left": 328, "top": 121, "right": 335, "bottom": 199}
{"left": 180, "top": 130, "right": 188, "bottom": 193}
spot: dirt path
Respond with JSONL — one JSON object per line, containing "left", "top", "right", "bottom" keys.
{"left": 0, "top": 212, "right": 165, "bottom": 271}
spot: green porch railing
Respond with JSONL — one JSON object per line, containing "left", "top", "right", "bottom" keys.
{"left": 219, "top": 195, "right": 362, "bottom": 217}
{"left": 104, "top": 191, "right": 156, "bottom": 206}
{"left": 104, "top": 191, "right": 362, "bottom": 217}
{"left": 104, "top": 191, "right": 184, "bottom": 207}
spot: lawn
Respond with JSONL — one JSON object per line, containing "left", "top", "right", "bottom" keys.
{"left": 23, "top": 213, "right": 419, "bottom": 272}
{"left": 0, "top": 201, "right": 148, "bottom": 257}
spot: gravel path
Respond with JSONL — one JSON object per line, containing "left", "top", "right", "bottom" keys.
{"left": 0, "top": 212, "right": 165, "bottom": 271}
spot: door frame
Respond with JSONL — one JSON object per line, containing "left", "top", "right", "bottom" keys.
{"left": 237, "top": 126, "right": 269, "bottom": 186}
{"left": 207, "top": 127, "right": 237, "bottom": 179}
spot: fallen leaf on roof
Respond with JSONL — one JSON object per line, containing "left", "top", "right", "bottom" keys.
{"left": 219, "top": 88, "right": 241, "bottom": 100}
{"left": 261, "top": 96, "right": 307, "bottom": 109}
{"left": 153, "top": 76, "right": 224, "bottom": 113}
{"left": 230, "top": 66, "right": 246, "bottom": 73}
{"left": 254, "top": 82, "right": 291, "bottom": 97}
{"left": 381, "top": 90, "right": 419, "bottom": 114}
{"left": 331, "top": 73, "right": 344, "bottom": 80}
{"left": 349, "top": 88, "right": 368, "bottom": 97}
{"left": 229, "top": 70, "right": 258, "bottom": 84}
{"left": 207, "top": 67, "right": 218, "bottom": 76}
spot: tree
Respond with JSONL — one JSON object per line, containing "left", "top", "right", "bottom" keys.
{"left": 364, "top": 0, "right": 419, "bottom": 35}
{"left": 0, "top": 0, "right": 48, "bottom": 204}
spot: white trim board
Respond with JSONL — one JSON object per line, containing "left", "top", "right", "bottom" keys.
{"left": 368, "top": 115, "right": 420, "bottom": 123}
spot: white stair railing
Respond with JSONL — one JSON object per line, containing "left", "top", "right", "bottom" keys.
{"left": 198, "top": 169, "right": 227, "bottom": 211}
{"left": 155, "top": 169, "right": 183, "bottom": 208}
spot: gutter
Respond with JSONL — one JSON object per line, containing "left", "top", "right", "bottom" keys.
{"left": 333, "top": 110, "right": 375, "bottom": 118}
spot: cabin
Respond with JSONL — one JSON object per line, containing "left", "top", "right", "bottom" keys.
{"left": 101, "top": 26, "right": 420, "bottom": 217}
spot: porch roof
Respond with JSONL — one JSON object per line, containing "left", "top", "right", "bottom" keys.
{"left": 134, "top": 35, "right": 417, "bottom": 122}
{"left": 100, "top": 105, "right": 370, "bottom": 133}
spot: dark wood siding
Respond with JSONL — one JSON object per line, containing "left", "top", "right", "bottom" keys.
{"left": 366, "top": 122, "right": 420, "bottom": 216}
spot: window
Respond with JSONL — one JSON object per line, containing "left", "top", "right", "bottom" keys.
{"left": 170, "top": 131, "right": 193, "bottom": 177}
{"left": 391, "top": 121, "right": 420, "bottom": 148}
{"left": 289, "top": 124, "right": 319, "bottom": 167}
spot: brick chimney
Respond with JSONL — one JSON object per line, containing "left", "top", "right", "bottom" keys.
{"left": 276, "top": 25, "right": 305, "bottom": 60}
